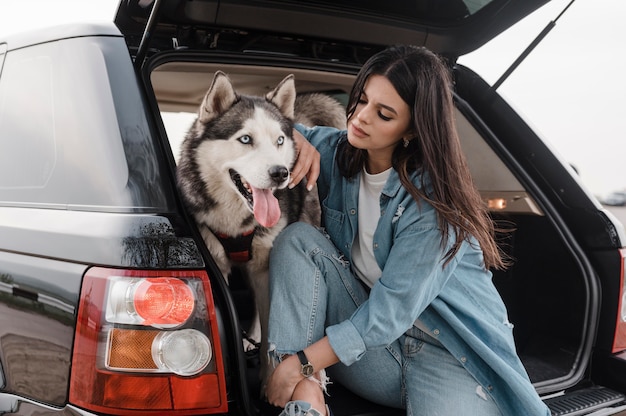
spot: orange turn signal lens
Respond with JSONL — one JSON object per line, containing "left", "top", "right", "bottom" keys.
{"left": 106, "top": 329, "right": 158, "bottom": 370}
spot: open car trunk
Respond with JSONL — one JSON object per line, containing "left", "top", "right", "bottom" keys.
{"left": 493, "top": 213, "right": 588, "bottom": 386}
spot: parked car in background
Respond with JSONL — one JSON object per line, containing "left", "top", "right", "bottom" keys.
{"left": 1, "top": 0, "right": 626, "bottom": 415}
{"left": 603, "top": 191, "right": 626, "bottom": 207}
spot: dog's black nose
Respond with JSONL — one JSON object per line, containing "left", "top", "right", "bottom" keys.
{"left": 269, "top": 165, "right": 289, "bottom": 184}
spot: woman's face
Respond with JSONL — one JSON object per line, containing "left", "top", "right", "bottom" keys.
{"left": 347, "top": 74, "right": 412, "bottom": 174}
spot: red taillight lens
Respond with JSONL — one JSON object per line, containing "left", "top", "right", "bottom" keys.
{"left": 105, "top": 277, "right": 195, "bottom": 328}
{"left": 70, "top": 268, "right": 227, "bottom": 415}
{"left": 134, "top": 278, "right": 195, "bottom": 326}
{"left": 612, "top": 248, "right": 626, "bottom": 353}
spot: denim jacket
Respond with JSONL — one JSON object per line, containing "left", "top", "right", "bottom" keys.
{"left": 296, "top": 125, "right": 550, "bottom": 416}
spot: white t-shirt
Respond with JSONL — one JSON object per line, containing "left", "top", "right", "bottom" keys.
{"left": 351, "top": 167, "right": 430, "bottom": 333}
{"left": 352, "top": 168, "right": 428, "bottom": 333}
{"left": 351, "top": 167, "right": 391, "bottom": 288}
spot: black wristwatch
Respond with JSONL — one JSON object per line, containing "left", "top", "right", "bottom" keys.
{"left": 296, "top": 350, "right": 314, "bottom": 377}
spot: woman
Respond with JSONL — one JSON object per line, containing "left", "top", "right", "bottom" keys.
{"left": 265, "top": 45, "right": 550, "bottom": 416}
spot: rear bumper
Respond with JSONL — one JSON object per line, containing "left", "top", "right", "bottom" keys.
{"left": 593, "top": 351, "right": 626, "bottom": 393}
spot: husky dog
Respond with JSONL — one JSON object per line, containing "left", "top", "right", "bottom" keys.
{"left": 176, "top": 71, "right": 345, "bottom": 387}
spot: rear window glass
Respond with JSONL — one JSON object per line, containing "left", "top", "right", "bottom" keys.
{"left": 0, "top": 54, "right": 56, "bottom": 189}
{"left": 0, "top": 37, "right": 175, "bottom": 212}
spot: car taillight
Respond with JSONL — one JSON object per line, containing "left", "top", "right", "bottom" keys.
{"left": 70, "top": 267, "right": 227, "bottom": 415}
{"left": 613, "top": 248, "right": 626, "bottom": 353}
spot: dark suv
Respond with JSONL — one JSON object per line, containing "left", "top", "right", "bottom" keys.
{"left": 1, "top": 0, "right": 626, "bottom": 415}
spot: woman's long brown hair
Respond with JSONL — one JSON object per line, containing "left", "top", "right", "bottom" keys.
{"left": 337, "top": 45, "right": 509, "bottom": 270}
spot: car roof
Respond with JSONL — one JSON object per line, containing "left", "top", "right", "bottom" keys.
{"left": 1, "top": 23, "right": 122, "bottom": 51}
{"left": 115, "top": 0, "right": 551, "bottom": 61}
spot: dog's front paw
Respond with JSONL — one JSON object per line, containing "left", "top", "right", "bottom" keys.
{"left": 242, "top": 330, "right": 261, "bottom": 352}
{"left": 243, "top": 337, "right": 259, "bottom": 352}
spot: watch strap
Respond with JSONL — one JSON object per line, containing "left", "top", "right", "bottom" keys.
{"left": 296, "top": 350, "right": 309, "bottom": 366}
{"left": 296, "top": 350, "right": 314, "bottom": 377}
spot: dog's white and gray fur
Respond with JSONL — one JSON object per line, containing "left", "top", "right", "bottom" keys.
{"left": 176, "top": 71, "right": 345, "bottom": 387}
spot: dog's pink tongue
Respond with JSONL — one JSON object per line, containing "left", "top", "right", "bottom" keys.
{"left": 251, "top": 186, "right": 281, "bottom": 228}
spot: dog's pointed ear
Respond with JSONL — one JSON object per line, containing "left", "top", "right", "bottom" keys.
{"left": 266, "top": 74, "right": 296, "bottom": 120}
{"left": 199, "top": 71, "right": 238, "bottom": 123}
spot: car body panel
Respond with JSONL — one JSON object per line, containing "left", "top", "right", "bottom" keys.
{"left": 0, "top": 252, "right": 82, "bottom": 406}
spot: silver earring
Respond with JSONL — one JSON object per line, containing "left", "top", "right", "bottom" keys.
{"left": 403, "top": 137, "right": 410, "bottom": 148}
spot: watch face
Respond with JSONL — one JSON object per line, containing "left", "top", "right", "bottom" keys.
{"left": 301, "top": 363, "right": 314, "bottom": 377}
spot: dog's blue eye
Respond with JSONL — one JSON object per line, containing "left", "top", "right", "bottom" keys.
{"left": 238, "top": 135, "right": 252, "bottom": 144}
{"left": 277, "top": 136, "right": 284, "bottom": 146}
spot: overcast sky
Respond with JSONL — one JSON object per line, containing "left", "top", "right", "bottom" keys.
{"left": 1, "top": 0, "right": 624, "bottom": 197}
{"left": 461, "top": 0, "right": 626, "bottom": 197}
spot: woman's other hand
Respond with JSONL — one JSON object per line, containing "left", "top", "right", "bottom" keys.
{"left": 265, "top": 354, "right": 302, "bottom": 407}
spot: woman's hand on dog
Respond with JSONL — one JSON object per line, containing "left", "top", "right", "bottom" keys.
{"left": 289, "top": 129, "right": 320, "bottom": 191}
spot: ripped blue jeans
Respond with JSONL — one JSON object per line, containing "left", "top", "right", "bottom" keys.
{"left": 267, "top": 223, "right": 501, "bottom": 415}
